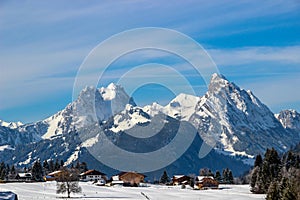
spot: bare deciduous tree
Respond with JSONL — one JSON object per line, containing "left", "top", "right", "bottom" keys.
{"left": 56, "top": 168, "right": 81, "bottom": 198}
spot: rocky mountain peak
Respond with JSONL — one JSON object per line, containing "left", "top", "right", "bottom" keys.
{"left": 276, "top": 109, "right": 300, "bottom": 130}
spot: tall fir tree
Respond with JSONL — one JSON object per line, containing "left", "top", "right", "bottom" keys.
{"left": 55, "top": 159, "right": 60, "bottom": 171}
{"left": 49, "top": 159, "right": 54, "bottom": 172}
{"left": 43, "top": 160, "right": 49, "bottom": 173}
{"left": 60, "top": 160, "right": 64, "bottom": 167}
{"left": 254, "top": 154, "right": 263, "bottom": 167}
{"left": 228, "top": 170, "right": 234, "bottom": 184}
{"left": 32, "top": 160, "right": 43, "bottom": 181}
{"left": 222, "top": 168, "right": 230, "bottom": 184}
{"left": 11, "top": 165, "right": 16, "bottom": 174}
{"left": 266, "top": 181, "right": 280, "bottom": 200}
{"left": 215, "top": 170, "right": 222, "bottom": 182}
{"left": 160, "top": 170, "right": 170, "bottom": 184}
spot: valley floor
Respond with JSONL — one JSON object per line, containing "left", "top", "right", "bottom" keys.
{"left": 0, "top": 182, "right": 266, "bottom": 200}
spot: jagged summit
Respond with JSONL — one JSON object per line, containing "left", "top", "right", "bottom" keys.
{"left": 276, "top": 109, "right": 300, "bottom": 131}
{"left": 190, "top": 73, "right": 297, "bottom": 157}
{"left": 211, "top": 73, "right": 227, "bottom": 82}
{"left": 0, "top": 119, "right": 23, "bottom": 129}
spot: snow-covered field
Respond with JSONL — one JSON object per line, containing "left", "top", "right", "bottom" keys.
{"left": 0, "top": 182, "right": 266, "bottom": 200}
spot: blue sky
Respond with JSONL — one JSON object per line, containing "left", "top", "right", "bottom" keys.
{"left": 0, "top": 0, "right": 300, "bottom": 123}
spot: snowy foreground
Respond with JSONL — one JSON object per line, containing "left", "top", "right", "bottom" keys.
{"left": 0, "top": 182, "right": 265, "bottom": 200}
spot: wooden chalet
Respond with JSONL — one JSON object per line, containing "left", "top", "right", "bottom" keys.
{"left": 111, "top": 172, "right": 146, "bottom": 186}
{"left": 15, "top": 173, "right": 32, "bottom": 182}
{"left": 172, "top": 175, "right": 191, "bottom": 185}
{"left": 44, "top": 170, "right": 62, "bottom": 181}
{"left": 194, "top": 176, "right": 219, "bottom": 189}
{"left": 80, "top": 169, "right": 106, "bottom": 184}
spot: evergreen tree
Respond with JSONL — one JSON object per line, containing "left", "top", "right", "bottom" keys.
{"left": 0, "top": 162, "right": 5, "bottom": 172}
{"left": 32, "top": 160, "right": 43, "bottom": 181}
{"left": 281, "top": 187, "right": 297, "bottom": 200}
{"left": 0, "top": 162, "right": 6, "bottom": 180}
{"left": 49, "top": 159, "right": 54, "bottom": 172}
{"left": 215, "top": 170, "right": 222, "bottom": 182}
{"left": 222, "top": 168, "right": 230, "bottom": 184}
{"left": 11, "top": 165, "right": 16, "bottom": 174}
{"left": 199, "top": 168, "right": 213, "bottom": 176}
{"left": 254, "top": 154, "right": 263, "bottom": 167}
{"left": 266, "top": 181, "right": 280, "bottom": 200}
{"left": 253, "top": 167, "right": 265, "bottom": 194}
{"left": 80, "top": 162, "right": 88, "bottom": 173}
{"left": 251, "top": 147, "right": 300, "bottom": 198}
{"left": 159, "top": 170, "right": 170, "bottom": 184}
{"left": 252, "top": 148, "right": 281, "bottom": 194}
{"left": 285, "top": 151, "right": 297, "bottom": 171}
{"left": 228, "top": 170, "right": 234, "bottom": 184}
{"left": 43, "top": 160, "right": 49, "bottom": 173}
{"left": 55, "top": 159, "right": 60, "bottom": 171}
{"left": 75, "top": 161, "right": 80, "bottom": 170}
{"left": 250, "top": 166, "right": 259, "bottom": 189}
{"left": 60, "top": 160, "right": 64, "bottom": 167}
{"left": 6, "top": 164, "right": 10, "bottom": 174}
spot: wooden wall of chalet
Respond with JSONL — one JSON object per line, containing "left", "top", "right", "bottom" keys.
{"left": 119, "top": 172, "right": 145, "bottom": 185}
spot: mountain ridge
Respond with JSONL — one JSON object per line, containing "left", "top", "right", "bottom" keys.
{"left": 0, "top": 73, "right": 299, "bottom": 178}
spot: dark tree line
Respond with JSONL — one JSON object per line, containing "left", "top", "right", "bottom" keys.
{"left": 0, "top": 158, "right": 88, "bottom": 182}
{"left": 0, "top": 162, "right": 16, "bottom": 180}
{"left": 250, "top": 147, "right": 300, "bottom": 199}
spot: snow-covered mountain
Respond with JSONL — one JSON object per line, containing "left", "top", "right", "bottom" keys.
{"left": 275, "top": 110, "right": 300, "bottom": 131}
{"left": 144, "top": 93, "right": 200, "bottom": 121}
{"left": 144, "top": 74, "right": 299, "bottom": 158}
{"left": 15, "top": 83, "right": 135, "bottom": 140}
{"left": 0, "top": 73, "right": 299, "bottom": 178}
{"left": 189, "top": 74, "right": 296, "bottom": 157}
{"left": 0, "top": 124, "right": 40, "bottom": 150}
{"left": 0, "top": 120, "right": 23, "bottom": 129}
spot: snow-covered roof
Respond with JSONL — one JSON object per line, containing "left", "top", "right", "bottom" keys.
{"left": 80, "top": 169, "right": 105, "bottom": 176}
{"left": 17, "top": 173, "right": 32, "bottom": 178}
{"left": 47, "top": 170, "right": 61, "bottom": 176}
{"left": 195, "top": 176, "right": 214, "bottom": 181}
{"left": 112, "top": 180, "right": 124, "bottom": 184}
{"left": 112, "top": 175, "right": 120, "bottom": 181}
{"left": 173, "top": 175, "right": 184, "bottom": 179}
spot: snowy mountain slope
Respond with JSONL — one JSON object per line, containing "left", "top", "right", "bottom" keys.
{"left": 189, "top": 74, "right": 298, "bottom": 157}
{"left": 0, "top": 120, "right": 23, "bottom": 129}
{"left": 0, "top": 74, "right": 299, "bottom": 178}
{"left": 275, "top": 110, "right": 300, "bottom": 145}
{"left": 0, "top": 124, "right": 40, "bottom": 148}
{"left": 15, "top": 84, "right": 135, "bottom": 140}
{"left": 109, "top": 104, "right": 151, "bottom": 133}
{"left": 275, "top": 109, "right": 300, "bottom": 131}
{"left": 0, "top": 113, "right": 250, "bottom": 179}
{"left": 142, "top": 74, "right": 299, "bottom": 158}
{"left": 143, "top": 94, "right": 200, "bottom": 121}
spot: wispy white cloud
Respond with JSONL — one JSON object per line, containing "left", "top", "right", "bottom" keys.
{"left": 0, "top": 0, "right": 299, "bottom": 122}
{"left": 208, "top": 46, "right": 300, "bottom": 66}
